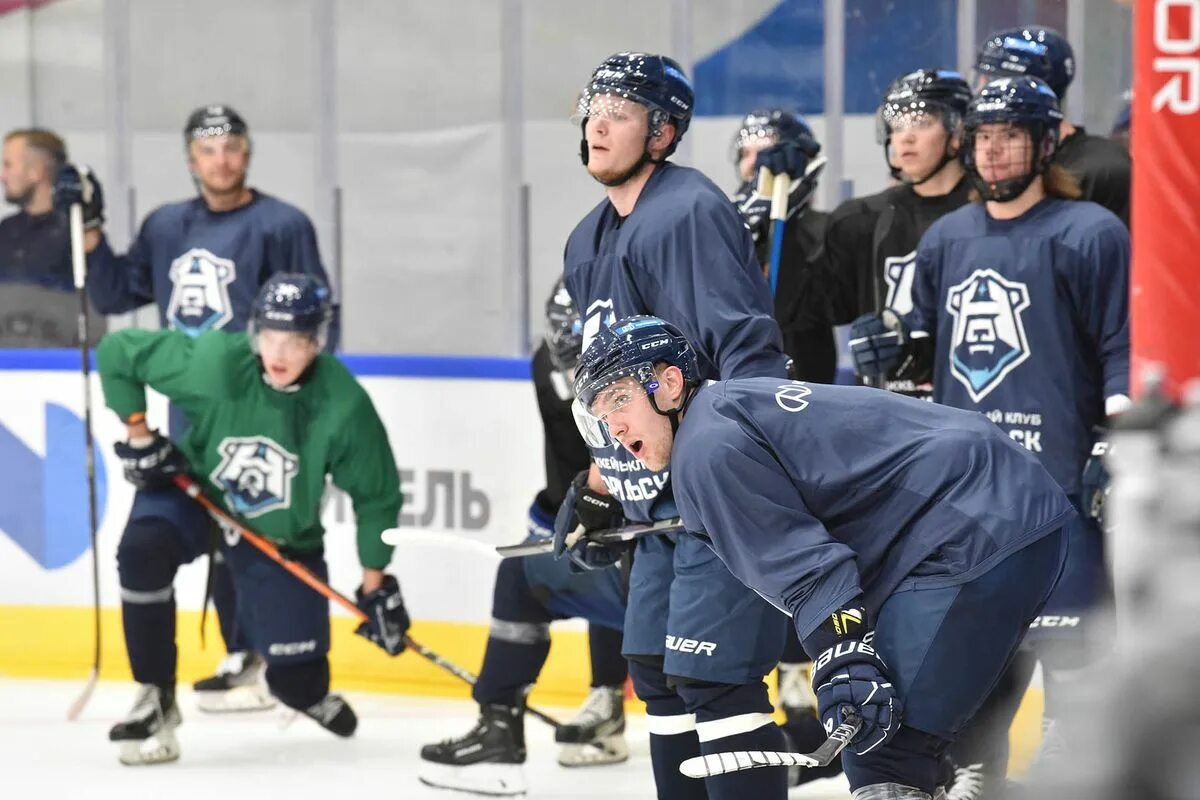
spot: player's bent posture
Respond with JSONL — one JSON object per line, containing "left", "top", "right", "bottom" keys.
{"left": 55, "top": 105, "right": 338, "bottom": 711}
{"left": 559, "top": 52, "right": 794, "bottom": 800}
{"left": 571, "top": 316, "right": 1075, "bottom": 800}
{"left": 854, "top": 77, "right": 1129, "bottom": 794}
{"left": 94, "top": 274, "right": 408, "bottom": 765}
{"left": 418, "top": 282, "right": 630, "bottom": 797}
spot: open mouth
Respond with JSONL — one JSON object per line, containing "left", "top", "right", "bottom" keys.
{"left": 628, "top": 439, "right": 644, "bottom": 457}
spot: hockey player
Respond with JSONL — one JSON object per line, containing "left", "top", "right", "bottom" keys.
{"left": 94, "top": 274, "right": 408, "bottom": 765}
{"left": 818, "top": 68, "right": 972, "bottom": 395}
{"left": 852, "top": 76, "right": 1129, "bottom": 794}
{"left": 572, "top": 315, "right": 1075, "bottom": 800}
{"left": 53, "top": 105, "right": 338, "bottom": 711}
{"left": 418, "top": 281, "right": 630, "bottom": 796}
{"left": 730, "top": 108, "right": 835, "bottom": 384}
{"left": 974, "top": 26, "right": 1131, "bottom": 225}
{"left": 559, "top": 52, "right": 794, "bottom": 800}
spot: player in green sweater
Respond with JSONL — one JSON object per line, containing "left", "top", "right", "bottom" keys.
{"left": 95, "top": 273, "right": 408, "bottom": 765}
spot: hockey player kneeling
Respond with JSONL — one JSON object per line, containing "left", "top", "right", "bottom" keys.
{"left": 566, "top": 316, "right": 1074, "bottom": 800}
{"left": 96, "top": 274, "right": 409, "bottom": 765}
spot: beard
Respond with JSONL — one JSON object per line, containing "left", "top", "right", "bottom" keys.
{"left": 587, "top": 152, "right": 651, "bottom": 188}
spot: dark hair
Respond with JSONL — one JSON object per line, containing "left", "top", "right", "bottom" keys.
{"left": 6, "top": 128, "right": 68, "bottom": 171}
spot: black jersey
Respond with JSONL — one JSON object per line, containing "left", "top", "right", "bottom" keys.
{"left": 773, "top": 209, "right": 836, "bottom": 382}
{"left": 0, "top": 210, "right": 71, "bottom": 289}
{"left": 1056, "top": 128, "right": 1131, "bottom": 227}
{"left": 531, "top": 342, "right": 591, "bottom": 512}
{"left": 820, "top": 178, "right": 971, "bottom": 324}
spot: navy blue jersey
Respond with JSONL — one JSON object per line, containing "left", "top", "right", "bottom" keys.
{"left": 86, "top": 190, "right": 334, "bottom": 342}
{"left": 907, "top": 198, "right": 1129, "bottom": 495}
{"left": 564, "top": 162, "right": 788, "bottom": 521}
{"left": 672, "top": 379, "right": 1074, "bottom": 642}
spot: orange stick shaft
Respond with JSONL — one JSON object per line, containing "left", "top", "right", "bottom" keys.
{"left": 173, "top": 474, "right": 367, "bottom": 623}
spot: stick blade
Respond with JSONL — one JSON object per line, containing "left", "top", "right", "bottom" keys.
{"left": 66, "top": 667, "right": 98, "bottom": 721}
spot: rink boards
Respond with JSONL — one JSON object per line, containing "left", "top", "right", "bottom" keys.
{"left": 0, "top": 349, "right": 599, "bottom": 705}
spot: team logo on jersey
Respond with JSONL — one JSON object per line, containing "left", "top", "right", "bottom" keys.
{"left": 774, "top": 382, "right": 812, "bottom": 413}
{"left": 882, "top": 251, "right": 917, "bottom": 315}
{"left": 945, "top": 269, "right": 1031, "bottom": 402}
{"left": 167, "top": 248, "right": 236, "bottom": 336}
{"left": 209, "top": 436, "right": 300, "bottom": 518}
{"left": 582, "top": 298, "right": 616, "bottom": 352}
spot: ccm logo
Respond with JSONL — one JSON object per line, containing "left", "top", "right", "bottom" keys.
{"left": 268, "top": 639, "right": 317, "bottom": 656}
{"left": 665, "top": 635, "right": 716, "bottom": 656}
{"left": 1153, "top": 0, "right": 1200, "bottom": 114}
{"left": 1030, "top": 615, "right": 1081, "bottom": 629}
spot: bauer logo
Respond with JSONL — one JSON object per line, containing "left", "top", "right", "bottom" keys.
{"left": 883, "top": 250, "right": 918, "bottom": 315}
{"left": 166, "top": 248, "right": 236, "bottom": 336}
{"left": 945, "top": 269, "right": 1031, "bottom": 402}
{"left": 210, "top": 436, "right": 300, "bottom": 518}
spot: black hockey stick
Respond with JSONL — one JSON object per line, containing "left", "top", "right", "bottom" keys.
{"left": 67, "top": 196, "right": 102, "bottom": 722}
{"left": 175, "top": 476, "right": 575, "bottom": 736}
{"left": 678, "top": 713, "right": 861, "bottom": 779}
{"left": 493, "top": 517, "right": 685, "bottom": 559}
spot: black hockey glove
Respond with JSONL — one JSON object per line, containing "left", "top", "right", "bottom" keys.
{"left": 53, "top": 163, "right": 105, "bottom": 229}
{"left": 113, "top": 432, "right": 188, "bottom": 490}
{"left": 1082, "top": 432, "right": 1112, "bottom": 531}
{"left": 552, "top": 470, "right": 626, "bottom": 572}
{"left": 803, "top": 605, "right": 902, "bottom": 756}
{"left": 849, "top": 310, "right": 934, "bottom": 385}
{"left": 734, "top": 174, "right": 822, "bottom": 250}
{"left": 753, "top": 136, "right": 822, "bottom": 180}
{"left": 355, "top": 574, "right": 410, "bottom": 656}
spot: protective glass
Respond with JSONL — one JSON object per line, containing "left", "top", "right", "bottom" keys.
{"left": 572, "top": 89, "right": 650, "bottom": 127}
{"left": 572, "top": 370, "right": 656, "bottom": 448}
{"left": 876, "top": 101, "right": 958, "bottom": 145}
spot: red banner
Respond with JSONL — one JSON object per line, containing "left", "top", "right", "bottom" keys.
{"left": 1132, "top": 0, "right": 1200, "bottom": 400}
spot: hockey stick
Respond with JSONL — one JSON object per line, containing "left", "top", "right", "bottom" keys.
{"left": 171, "top": 475, "right": 571, "bottom": 734}
{"left": 490, "top": 517, "right": 685, "bottom": 559}
{"left": 678, "top": 712, "right": 861, "bottom": 779}
{"left": 66, "top": 199, "right": 102, "bottom": 722}
{"left": 756, "top": 166, "right": 790, "bottom": 297}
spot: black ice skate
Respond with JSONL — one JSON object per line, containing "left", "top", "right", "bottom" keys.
{"left": 419, "top": 702, "right": 527, "bottom": 797}
{"left": 302, "top": 693, "right": 358, "bottom": 737}
{"left": 109, "top": 683, "right": 182, "bottom": 766}
{"left": 555, "top": 685, "right": 628, "bottom": 767}
{"left": 193, "top": 650, "right": 275, "bottom": 713}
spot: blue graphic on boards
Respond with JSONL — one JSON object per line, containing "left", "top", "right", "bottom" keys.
{"left": 0, "top": 403, "right": 107, "bottom": 568}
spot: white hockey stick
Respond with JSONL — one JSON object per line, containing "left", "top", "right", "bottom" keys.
{"left": 678, "top": 713, "right": 861, "bottom": 779}
{"left": 492, "top": 517, "right": 685, "bottom": 559}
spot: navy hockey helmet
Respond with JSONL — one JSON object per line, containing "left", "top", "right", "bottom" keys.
{"left": 576, "top": 52, "right": 694, "bottom": 178}
{"left": 544, "top": 278, "right": 583, "bottom": 374}
{"left": 963, "top": 76, "right": 1064, "bottom": 202}
{"left": 876, "top": 68, "right": 972, "bottom": 183}
{"left": 184, "top": 104, "right": 249, "bottom": 148}
{"left": 975, "top": 26, "right": 1075, "bottom": 100}
{"left": 731, "top": 108, "right": 818, "bottom": 164}
{"left": 573, "top": 315, "right": 699, "bottom": 447}
{"left": 249, "top": 273, "right": 332, "bottom": 351}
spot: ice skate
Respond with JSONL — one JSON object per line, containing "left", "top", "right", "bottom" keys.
{"left": 419, "top": 703, "right": 527, "bottom": 796}
{"left": 556, "top": 685, "right": 628, "bottom": 767}
{"left": 109, "top": 683, "right": 181, "bottom": 766}
{"left": 194, "top": 650, "right": 275, "bottom": 712}
{"left": 301, "top": 693, "right": 357, "bottom": 737}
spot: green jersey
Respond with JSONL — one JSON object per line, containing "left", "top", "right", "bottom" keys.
{"left": 96, "top": 329, "right": 401, "bottom": 569}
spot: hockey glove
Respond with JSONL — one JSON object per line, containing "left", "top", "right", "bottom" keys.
{"left": 848, "top": 313, "right": 902, "bottom": 381}
{"left": 53, "top": 163, "right": 105, "bottom": 229}
{"left": 753, "top": 136, "right": 822, "bottom": 181}
{"left": 355, "top": 574, "right": 410, "bottom": 656}
{"left": 1082, "top": 432, "right": 1112, "bottom": 530}
{"left": 552, "top": 470, "right": 626, "bottom": 572}
{"left": 113, "top": 432, "right": 188, "bottom": 491}
{"left": 804, "top": 606, "right": 902, "bottom": 756}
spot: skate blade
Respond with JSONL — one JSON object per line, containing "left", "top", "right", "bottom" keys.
{"left": 118, "top": 730, "right": 180, "bottom": 766}
{"left": 557, "top": 735, "right": 630, "bottom": 767}
{"left": 417, "top": 762, "right": 527, "bottom": 797}
{"left": 196, "top": 684, "right": 276, "bottom": 713}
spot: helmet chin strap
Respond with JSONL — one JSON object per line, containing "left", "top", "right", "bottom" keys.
{"left": 580, "top": 121, "right": 666, "bottom": 189}
{"left": 647, "top": 381, "right": 699, "bottom": 436}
